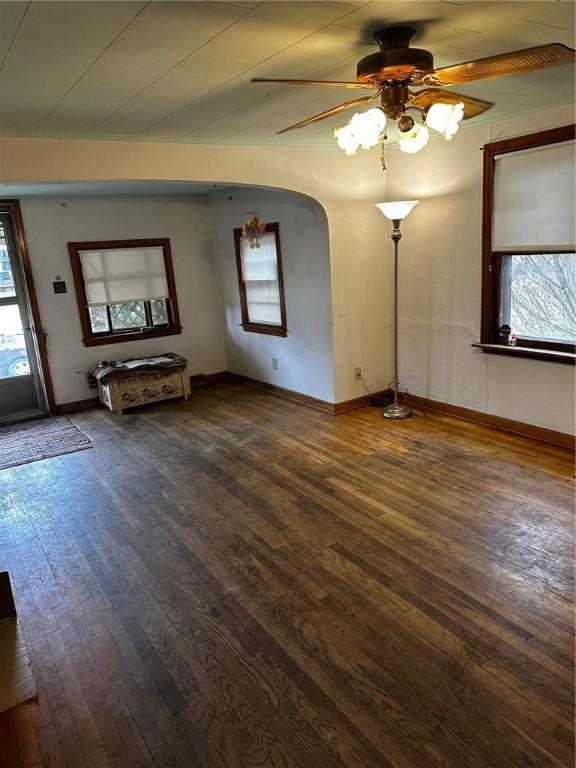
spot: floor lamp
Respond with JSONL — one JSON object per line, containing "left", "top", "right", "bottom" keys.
{"left": 374, "top": 200, "right": 419, "bottom": 419}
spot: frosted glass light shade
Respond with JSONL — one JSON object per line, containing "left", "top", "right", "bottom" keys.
{"left": 334, "top": 123, "right": 359, "bottom": 155}
{"left": 399, "top": 123, "right": 429, "bottom": 154}
{"left": 425, "top": 102, "right": 464, "bottom": 140}
{"left": 375, "top": 200, "right": 419, "bottom": 221}
{"left": 335, "top": 108, "right": 386, "bottom": 154}
{"left": 349, "top": 108, "right": 386, "bottom": 148}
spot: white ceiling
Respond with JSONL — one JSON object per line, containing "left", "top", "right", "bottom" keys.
{"left": 0, "top": 1, "right": 574, "bottom": 148}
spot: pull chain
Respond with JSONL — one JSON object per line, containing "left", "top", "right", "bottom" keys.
{"left": 380, "top": 134, "right": 387, "bottom": 171}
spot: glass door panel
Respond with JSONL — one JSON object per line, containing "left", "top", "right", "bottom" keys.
{"left": 0, "top": 210, "right": 47, "bottom": 423}
{"left": 0, "top": 304, "right": 31, "bottom": 379}
{"left": 0, "top": 221, "right": 17, "bottom": 298}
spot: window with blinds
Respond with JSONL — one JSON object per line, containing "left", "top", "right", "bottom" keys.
{"left": 481, "top": 125, "right": 576, "bottom": 359}
{"left": 493, "top": 141, "right": 575, "bottom": 252}
{"left": 68, "top": 238, "right": 181, "bottom": 347}
{"left": 234, "top": 223, "right": 287, "bottom": 337}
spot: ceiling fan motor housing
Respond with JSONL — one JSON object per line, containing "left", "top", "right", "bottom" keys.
{"left": 357, "top": 26, "right": 434, "bottom": 84}
{"left": 381, "top": 85, "right": 410, "bottom": 119}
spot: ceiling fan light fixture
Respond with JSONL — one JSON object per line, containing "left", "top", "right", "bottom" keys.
{"left": 350, "top": 108, "right": 387, "bottom": 148}
{"left": 255, "top": 25, "right": 574, "bottom": 172}
{"left": 398, "top": 120, "right": 429, "bottom": 154}
{"left": 334, "top": 123, "right": 360, "bottom": 155}
{"left": 335, "top": 108, "right": 386, "bottom": 155}
{"left": 425, "top": 101, "right": 465, "bottom": 140}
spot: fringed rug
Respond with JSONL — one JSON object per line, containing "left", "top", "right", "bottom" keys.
{"left": 0, "top": 416, "right": 92, "bottom": 470}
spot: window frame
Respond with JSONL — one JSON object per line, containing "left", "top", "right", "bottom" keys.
{"left": 233, "top": 222, "right": 287, "bottom": 337}
{"left": 68, "top": 237, "right": 182, "bottom": 347}
{"left": 479, "top": 124, "right": 576, "bottom": 365}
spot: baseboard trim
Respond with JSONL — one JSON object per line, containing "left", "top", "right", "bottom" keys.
{"left": 204, "top": 371, "right": 229, "bottom": 384}
{"left": 334, "top": 391, "right": 391, "bottom": 414}
{"left": 52, "top": 375, "right": 574, "bottom": 450}
{"left": 190, "top": 371, "right": 228, "bottom": 387}
{"left": 226, "top": 372, "right": 335, "bottom": 413}
{"left": 224, "top": 376, "right": 574, "bottom": 449}
{"left": 227, "top": 373, "right": 390, "bottom": 415}
{"left": 408, "top": 394, "right": 574, "bottom": 450}
{"left": 53, "top": 397, "right": 101, "bottom": 415}
{"left": 334, "top": 393, "right": 370, "bottom": 414}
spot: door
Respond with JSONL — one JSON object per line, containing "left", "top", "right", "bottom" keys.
{"left": 0, "top": 210, "right": 48, "bottom": 423}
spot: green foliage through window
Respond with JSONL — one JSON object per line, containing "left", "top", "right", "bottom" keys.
{"left": 88, "top": 299, "right": 170, "bottom": 334}
{"left": 151, "top": 298, "right": 168, "bottom": 325}
{"left": 110, "top": 301, "right": 146, "bottom": 330}
{"left": 88, "top": 306, "right": 108, "bottom": 333}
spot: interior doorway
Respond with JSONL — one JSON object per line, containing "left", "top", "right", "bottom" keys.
{"left": 0, "top": 202, "right": 51, "bottom": 424}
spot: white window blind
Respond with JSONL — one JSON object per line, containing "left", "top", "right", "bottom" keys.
{"left": 241, "top": 233, "right": 282, "bottom": 325}
{"left": 79, "top": 246, "right": 169, "bottom": 306}
{"left": 493, "top": 139, "right": 575, "bottom": 250}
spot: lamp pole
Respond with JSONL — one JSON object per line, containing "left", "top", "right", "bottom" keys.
{"left": 388, "top": 218, "right": 409, "bottom": 418}
{"left": 374, "top": 200, "right": 419, "bottom": 420}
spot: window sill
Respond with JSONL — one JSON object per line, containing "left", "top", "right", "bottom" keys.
{"left": 471, "top": 343, "right": 575, "bottom": 365}
{"left": 241, "top": 323, "right": 287, "bottom": 337}
{"left": 83, "top": 325, "right": 182, "bottom": 347}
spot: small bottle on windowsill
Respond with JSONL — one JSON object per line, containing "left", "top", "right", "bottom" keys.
{"left": 497, "top": 324, "right": 511, "bottom": 345}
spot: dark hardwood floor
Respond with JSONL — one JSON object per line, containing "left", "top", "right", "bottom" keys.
{"left": 0, "top": 381, "right": 574, "bottom": 768}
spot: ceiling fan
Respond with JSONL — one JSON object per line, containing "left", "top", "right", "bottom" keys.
{"left": 251, "top": 26, "right": 574, "bottom": 159}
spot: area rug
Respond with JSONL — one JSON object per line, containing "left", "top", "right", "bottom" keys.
{"left": 0, "top": 417, "right": 92, "bottom": 470}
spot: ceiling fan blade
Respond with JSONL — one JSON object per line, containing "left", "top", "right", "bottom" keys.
{"left": 277, "top": 92, "right": 381, "bottom": 134}
{"left": 424, "top": 43, "right": 574, "bottom": 85}
{"left": 409, "top": 88, "right": 494, "bottom": 119}
{"left": 251, "top": 78, "right": 379, "bottom": 90}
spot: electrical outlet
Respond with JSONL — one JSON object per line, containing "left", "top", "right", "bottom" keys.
{"left": 272, "top": 358, "right": 278, "bottom": 370}
{"left": 354, "top": 367, "right": 362, "bottom": 381}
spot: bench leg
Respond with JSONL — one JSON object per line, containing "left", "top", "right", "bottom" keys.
{"left": 110, "top": 383, "right": 123, "bottom": 415}
{"left": 182, "top": 371, "right": 190, "bottom": 400}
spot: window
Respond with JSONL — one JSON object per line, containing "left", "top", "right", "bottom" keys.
{"left": 0, "top": 244, "right": 16, "bottom": 298}
{"left": 68, "top": 238, "right": 181, "bottom": 347}
{"left": 501, "top": 251, "right": 575, "bottom": 344}
{"left": 480, "top": 124, "right": 575, "bottom": 363}
{"left": 233, "top": 223, "right": 287, "bottom": 337}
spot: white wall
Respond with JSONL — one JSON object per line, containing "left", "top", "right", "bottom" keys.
{"left": 0, "top": 138, "right": 393, "bottom": 405}
{"left": 210, "top": 188, "right": 335, "bottom": 402}
{"left": 2, "top": 125, "right": 574, "bottom": 432}
{"left": 20, "top": 196, "right": 227, "bottom": 404}
{"left": 386, "top": 103, "right": 575, "bottom": 435}
{"left": 324, "top": 198, "right": 392, "bottom": 403}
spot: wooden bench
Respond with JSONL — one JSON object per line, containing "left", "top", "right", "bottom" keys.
{"left": 98, "top": 365, "right": 190, "bottom": 415}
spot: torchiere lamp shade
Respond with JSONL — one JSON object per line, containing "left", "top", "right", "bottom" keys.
{"left": 375, "top": 200, "right": 419, "bottom": 221}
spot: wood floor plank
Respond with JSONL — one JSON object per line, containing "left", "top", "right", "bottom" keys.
{"left": 0, "top": 381, "right": 573, "bottom": 767}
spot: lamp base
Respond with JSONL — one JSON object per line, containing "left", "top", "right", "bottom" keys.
{"left": 382, "top": 402, "right": 412, "bottom": 420}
